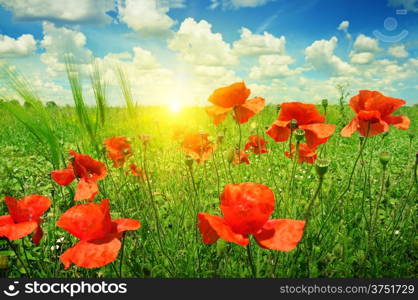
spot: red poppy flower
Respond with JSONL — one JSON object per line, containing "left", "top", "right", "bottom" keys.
{"left": 198, "top": 183, "right": 305, "bottom": 250}
{"left": 244, "top": 135, "right": 269, "bottom": 154}
{"left": 205, "top": 82, "right": 265, "bottom": 125}
{"left": 182, "top": 132, "right": 216, "bottom": 164}
{"left": 341, "top": 90, "right": 410, "bottom": 137}
{"left": 57, "top": 198, "right": 140, "bottom": 269}
{"left": 103, "top": 136, "right": 132, "bottom": 168}
{"left": 231, "top": 149, "right": 250, "bottom": 165}
{"left": 128, "top": 163, "right": 147, "bottom": 180}
{"left": 266, "top": 102, "right": 336, "bottom": 148}
{"left": 0, "top": 195, "right": 51, "bottom": 245}
{"left": 51, "top": 150, "right": 107, "bottom": 201}
{"left": 285, "top": 143, "right": 317, "bottom": 164}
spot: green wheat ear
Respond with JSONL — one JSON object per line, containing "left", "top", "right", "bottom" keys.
{"left": 90, "top": 58, "right": 107, "bottom": 130}
{"left": 115, "top": 64, "right": 137, "bottom": 120}
{"left": 0, "top": 64, "right": 62, "bottom": 169}
{"left": 65, "top": 55, "right": 100, "bottom": 155}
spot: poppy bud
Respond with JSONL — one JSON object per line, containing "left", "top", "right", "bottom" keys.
{"left": 379, "top": 151, "right": 390, "bottom": 168}
{"left": 315, "top": 159, "right": 329, "bottom": 178}
{"left": 290, "top": 119, "right": 298, "bottom": 129}
{"left": 295, "top": 129, "right": 305, "bottom": 142}
{"left": 264, "top": 125, "right": 269, "bottom": 130}
{"left": 185, "top": 155, "right": 194, "bottom": 168}
{"left": 321, "top": 99, "right": 328, "bottom": 109}
{"left": 408, "top": 132, "right": 415, "bottom": 141}
{"left": 227, "top": 148, "right": 238, "bottom": 163}
{"left": 138, "top": 135, "right": 150, "bottom": 146}
{"left": 276, "top": 104, "right": 281, "bottom": 113}
{"left": 217, "top": 133, "right": 225, "bottom": 144}
{"left": 382, "top": 132, "right": 389, "bottom": 139}
{"left": 0, "top": 255, "right": 8, "bottom": 269}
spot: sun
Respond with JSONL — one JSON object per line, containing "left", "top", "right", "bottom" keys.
{"left": 169, "top": 102, "right": 182, "bottom": 113}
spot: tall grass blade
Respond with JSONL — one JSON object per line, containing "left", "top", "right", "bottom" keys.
{"left": 0, "top": 65, "right": 62, "bottom": 168}
{"left": 115, "top": 64, "right": 137, "bottom": 120}
{"left": 90, "top": 59, "right": 107, "bottom": 129}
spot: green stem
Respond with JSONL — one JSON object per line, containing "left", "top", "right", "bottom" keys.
{"left": 6, "top": 239, "right": 30, "bottom": 277}
{"left": 246, "top": 242, "right": 257, "bottom": 278}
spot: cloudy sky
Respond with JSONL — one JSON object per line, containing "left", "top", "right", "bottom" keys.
{"left": 0, "top": 0, "right": 418, "bottom": 107}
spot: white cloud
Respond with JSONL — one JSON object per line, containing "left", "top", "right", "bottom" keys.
{"left": 337, "top": 20, "right": 351, "bottom": 39}
{"left": 353, "top": 34, "right": 380, "bottom": 53}
{"left": 40, "top": 22, "right": 92, "bottom": 76}
{"left": 349, "top": 52, "right": 375, "bottom": 64}
{"left": 349, "top": 34, "right": 381, "bottom": 64}
{"left": 0, "top": 34, "right": 36, "bottom": 58}
{"left": 210, "top": 0, "right": 274, "bottom": 9}
{"left": 232, "top": 27, "right": 285, "bottom": 56}
{"left": 0, "top": 0, "right": 114, "bottom": 24}
{"left": 249, "top": 55, "right": 305, "bottom": 79}
{"left": 168, "top": 18, "right": 238, "bottom": 66}
{"left": 118, "top": 0, "right": 184, "bottom": 36}
{"left": 388, "top": 44, "right": 409, "bottom": 58}
{"left": 305, "top": 36, "right": 356, "bottom": 75}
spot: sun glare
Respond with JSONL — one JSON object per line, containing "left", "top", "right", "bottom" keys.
{"left": 169, "top": 102, "right": 182, "bottom": 113}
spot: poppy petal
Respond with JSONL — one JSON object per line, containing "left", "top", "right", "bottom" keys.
{"left": 341, "top": 117, "right": 359, "bottom": 137}
{"left": 113, "top": 218, "right": 141, "bottom": 233}
{"left": 5, "top": 195, "right": 51, "bottom": 223}
{"left": 266, "top": 120, "right": 291, "bottom": 142}
{"left": 0, "top": 215, "right": 13, "bottom": 226}
{"left": 357, "top": 118, "right": 389, "bottom": 137}
{"left": 254, "top": 219, "right": 305, "bottom": 251}
{"left": 205, "top": 105, "right": 232, "bottom": 126}
{"left": 74, "top": 179, "right": 99, "bottom": 202}
{"left": 208, "top": 82, "right": 250, "bottom": 108}
{"left": 0, "top": 221, "right": 38, "bottom": 240}
{"left": 383, "top": 115, "right": 410, "bottom": 130}
{"left": 364, "top": 95, "right": 406, "bottom": 117}
{"left": 51, "top": 168, "right": 75, "bottom": 186}
{"left": 299, "top": 123, "right": 336, "bottom": 148}
{"left": 198, "top": 213, "right": 249, "bottom": 246}
{"left": 278, "top": 102, "right": 324, "bottom": 125}
{"left": 57, "top": 199, "right": 113, "bottom": 240}
{"left": 60, "top": 237, "right": 121, "bottom": 269}
{"left": 233, "top": 97, "right": 265, "bottom": 124}
{"left": 32, "top": 224, "right": 43, "bottom": 245}
{"left": 220, "top": 183, "right": 275, "bottom": 235}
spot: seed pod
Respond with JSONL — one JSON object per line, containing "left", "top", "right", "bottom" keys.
{"left": 315, "top": 159, "right": 330, "bottom": 178}
{"left": 321, "top": 99, "right": 328, "bottom": 109}
{"left": 379, "top": 151, "right": 390, "bottom": 168}
{"left": 185, "top": 155, "right": 194, "bottom": 168}
{"left": 276, "top": 104, "right": 281, "bottom": 113}
{"left": 217, "top": 133, "right": 225, "bottom": 144}
{"left": 295, "top": 129, "right": 305, "bottom": 142}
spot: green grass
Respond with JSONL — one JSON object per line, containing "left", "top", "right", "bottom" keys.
{"left": 0, "top": 101, "right": 416, "bottom": 278}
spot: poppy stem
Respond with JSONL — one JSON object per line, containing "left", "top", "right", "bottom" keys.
{"left": 119, "top": 233, "right": 125, "bottom": 278}
{"left": 246, "top": 243, "right": 257, "bottom": 278}
{"left": 368, "top": 166, "right": 386, "bottom": 251}
{"left": 314, "top": 131, "right": 369, "bottom": 243}
{"left": 304, "top": 175, "right": 324, "bottom": 228}
{"left": 6, "top": 239, "right": 31, "bottom": 278}
{"left": 237, "top": 121, "right": 242, "bottom": 150}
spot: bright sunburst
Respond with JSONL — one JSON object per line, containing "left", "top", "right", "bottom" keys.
{"left": 169, "top": 102, "right": 182, "bottom": 113}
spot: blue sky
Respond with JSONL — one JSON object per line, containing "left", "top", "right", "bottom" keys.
{"left": 0, "top": 0, "right": 418, "bottom": 106}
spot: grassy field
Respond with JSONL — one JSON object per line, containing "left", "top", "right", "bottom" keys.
{"left": 0, "top": 80, "right": 417, "bottom": 278}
